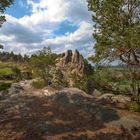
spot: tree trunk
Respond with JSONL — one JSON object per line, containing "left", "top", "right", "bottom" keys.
{"left": 128, "top": 65, "right": 138, "bottom": 101}
{"left": 130, "top": 76, "right": 137, "bottom": 99}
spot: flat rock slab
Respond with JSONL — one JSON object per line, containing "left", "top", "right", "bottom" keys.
{"left": 0, "top": 87, "right": 140, "bottom": 140}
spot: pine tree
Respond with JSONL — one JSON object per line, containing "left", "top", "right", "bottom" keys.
{"left": 0, "top": 0, "right": 14, "bottom": 48}
{"left": 0, "top": 0, "right": 14, "bottom": 27}
{"left": 88, "top": 0, "right": 140, "bottom": 98}
{"left": 30, "top": 47, "right": 58, "bottom": 85}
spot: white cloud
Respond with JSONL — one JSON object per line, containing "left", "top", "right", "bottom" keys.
{"left": 41, "top": 21, "right": 94, "bottom": 57}
{"left": 44, "top": 22, "right": 92, "bottom": 45}
{"left": 25, "top": 0, "right": 92, "bottom": 25}
{"left": 0, "top": 0, "right": 94, "bottom": 58}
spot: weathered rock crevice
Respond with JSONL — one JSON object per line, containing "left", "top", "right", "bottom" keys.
{"left": 53, "top": 50, "right": 93, "bottom": 90}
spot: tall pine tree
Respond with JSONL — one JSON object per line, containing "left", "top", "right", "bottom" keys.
{"left": 88, "top": 0, "right": 140, "bottom": 98}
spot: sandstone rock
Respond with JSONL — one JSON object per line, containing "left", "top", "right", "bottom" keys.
{"left": 1, "top": 84, "right": 140, "bottom": 140}
{"left": 62, "top": 134, "right": 88, "bottom": 140}
{"left": 65, "top": 50, "right": 73, "bottom": 64}
{"left": 93, "top": 89, "right": 102, "bottom": 97}
{"left": 112, "top": 95, "right": 131, "bottom": 104}
{"left": 98, "top": 93, "right": 115, "bottom": 102}
{"left": 42, "top": 87, "right": 57, "bottom": 96}
{"left": 72, "top": 49, "right": 81, "bottom": 63}
{"left": 8, "top": 83, "right": 24, "bottom": 95}
{"left": 53, "top": 50, "right": 93, "bottom": 88}
{"left": 97, "top": 93, "right": 131, "bottom": 108}
{"left": 19, "top": 80, "right": 31, "bottom": 89}
{"left": 53, "top": 88, "right": 93, "bottom": 105}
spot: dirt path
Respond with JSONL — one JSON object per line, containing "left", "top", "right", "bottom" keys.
{"left": 0, "top": 86, "right": 140, "bottom": 140}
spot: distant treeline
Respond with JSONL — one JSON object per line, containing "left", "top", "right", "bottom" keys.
{"left": 0, "top": 51, "right": 29, "bottom": 63}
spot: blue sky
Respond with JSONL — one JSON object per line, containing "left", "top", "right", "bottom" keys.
{"left": 0, "top": 0, "right": 94, "bottom": 57}
{"left": 53, "top": 20, "right": 78, "bottom": 37}
{"left": 6, "top": 0, "right": 31, "bottom": 18}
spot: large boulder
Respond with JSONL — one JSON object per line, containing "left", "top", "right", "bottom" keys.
{"left": 97, "top": 93, "right": 131, "bottom": 108}
{"left": 52, "top": 88, "right": 93, "bottom": 105}
{"left": 112, "top": 95, "right": 131, "bottom": 108}
{"left": 19, "top": 80, "right": 34, "bottom": 89}
{"left": 97, "top": 93, "right": 115, "bottom": 103}
{"left": 42, "top": 87, "right": 57, "bottom": 96}
{"left": 8, "top": 83, "right": 24, "bottom": 95}
{"left": 92, "top": 89, "right": 102, "bottom": 97}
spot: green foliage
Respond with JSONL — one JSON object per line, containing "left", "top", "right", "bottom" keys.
{"left": 117, "top": 83, "right": 130, "bottom": 93}
{"left": 0, "top": 0, "right": 13, "bottom": 49}
{"left": 12, "top": 67, "right": 21, "bottom": 81}
{"left": 0, "top": 60, "right": 31, "bottom": 82}
{"left": 0, "top": 51, "right": 29, "bottom": 63}
{"left": 53, "top": 69, "right": 69, "bottom": 89}
{"left": 70, "top": 72, "right": 94, "bottom": 94}
{"left": 84, "top": 59, "right": 94, "bottom": 75}
{"left": 0, "top": 44, "right": 3, "bottom": 49}
{"left": 92, "top": 66, "right": 137, "bottom": 94}
{"left": 88, "top": 0, "right": 140, "bottom": 65}
{"left": 88, "top": 0, "right": 140, "bottom": 97}
{"left": 0, "top": 67, "right": 21, "bottom": 76}
{"left": 0, "top": 0, "right": 14, "bottom": 27}
{"left": 64, "top": 60, "right": 95, "bottom": 94}
{"left": 31, "top": 80, "right": 45, "bottom": 89}
{"left": 129, "top": 102, "right": 140, "bottom": 112}
{"left": 72, "top": 74, "right": 87, "bottom": 91}
{"left": 0, "top": 68, "right": 14, "bottom": 75}
{"left": 29, "top": 47, "right": 58, "bottom": 84}
{"left": 0, "top": 82, "right": 11, "bottom": 91}
{"left": 12, "top": 67, "right": 21, "bottom": 75}
{"left": 53, "top": 80, "right": 69, "bottom": 89}
{"left": 92, "top": 67, "right": 113, "bottom": 90}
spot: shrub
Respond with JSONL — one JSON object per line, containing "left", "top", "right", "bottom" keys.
{"left": 31, "top": 80, "right": 46, "bottom": 89}
{"left": 53, "top": 80, "right": 69, "bottom": 89}
{"left": 129, "top": 102, "right": 140, "bottom": 112}
{"left": 0, "top": 82, "right": 11, "bottom": 91}
{"left": 0, "top": 68, "right": 14, "bottom": 75}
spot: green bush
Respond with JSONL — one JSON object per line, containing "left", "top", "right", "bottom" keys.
{"left": 129, "top": 102, "right": 140, "bottom": 112}
{"left": 53, "top": 80, "right": 69, "bottom": 89}
{"left": 0, "top": 68, "right": 14, "bottom": 75}
{"left": 31, "top": 80, "right": 46, "bottom": 89}
{"left": 0, "top": 83, "right": 11, "bottom": 91}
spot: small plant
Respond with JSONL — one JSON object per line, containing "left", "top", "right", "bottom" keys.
{"left": 129, "top": 102, "right": 140, "bottom": 112}
{"left": 0, "top": 68, "right": 14, "bottom": 75}
{"left": 0, "top": 82, "right": 11, "bottom": 91}
{"left": 12, "top": 67, "right": 21, "bottom": 81}
{"left": 31, "top": 80, "right": 46, "bottom": 89}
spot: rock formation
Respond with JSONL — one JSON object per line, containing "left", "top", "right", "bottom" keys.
{"left": 94, "top": 93, "right": 131, "bottom": 109}
{"left": 53, "top": 50, "right": 93, "bottom": 89}
{"left": 55, "top": 50, "right": 85, "bottom": 75}
{"left": 1, "top": 84, "right": 140, "bottom": 140}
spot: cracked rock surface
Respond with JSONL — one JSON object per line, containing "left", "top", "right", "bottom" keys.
{"left": 0, "top": 83, "right": 140, "bottom": 140}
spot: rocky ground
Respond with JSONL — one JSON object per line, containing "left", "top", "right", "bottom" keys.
{"left": 0, "top": 81, "right": 140, "bottom": 140}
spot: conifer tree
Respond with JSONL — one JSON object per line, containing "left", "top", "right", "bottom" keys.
{"left": 88, "top": 0, "right": 140, "bottom": 98}
{"left": 0, "top": 0, "right": 14, "bottom": 27}
{"left": 0, "top": 0, "right": 14, "bottom": 48}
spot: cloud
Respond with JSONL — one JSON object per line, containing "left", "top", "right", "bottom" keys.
{"left": 41, "top": 22, "right": 94, "bottom": 57}
{"left": 0, "top": 0, "right": 94, "bottom": 58}
{"left": 1, "top": 20, "right": 43, "bottom": 44}
{"left": 25, "top": 0, "right": 92, "bottom": 24}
